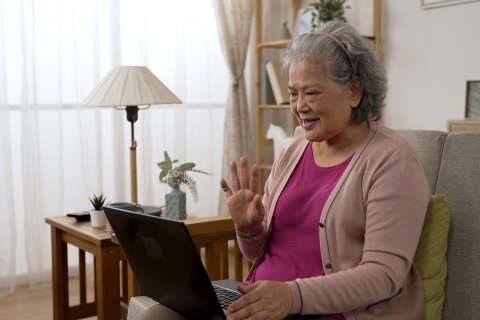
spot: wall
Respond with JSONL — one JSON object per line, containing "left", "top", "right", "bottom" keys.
{"left": 382, "top": 0, "right": 480, "bottom": 130}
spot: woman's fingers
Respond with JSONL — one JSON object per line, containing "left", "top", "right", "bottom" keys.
{"left": 227, "top": 281, "right": 292, "bottom": 320}
{"left": 250, "top": 164, "right": 259, "bottom": 194}
{"left": 227, "top": 301, "right": 264, "bottom": 320}
{"left": 230, "top": 161, "right": 241, "bottom": 192}
{"left": 220, "top": 178, "right": 233, "bottom": 199}
{"left": 240, "top": 156, "right": 250, "bottom": 190}
{"left": 228, "top": 283, "right": 262, "bottom": 314}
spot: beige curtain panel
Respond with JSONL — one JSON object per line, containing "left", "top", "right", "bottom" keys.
{"left": 213, "top": 0, "right": 254, "bottom": 216}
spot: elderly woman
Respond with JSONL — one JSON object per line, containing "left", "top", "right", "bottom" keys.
{"left": 219, "top": 21, "right": 431, "bottom": 320}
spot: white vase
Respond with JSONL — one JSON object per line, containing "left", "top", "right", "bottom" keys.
{"left": 90, "top": 209, "right": 106, "bottom": 227}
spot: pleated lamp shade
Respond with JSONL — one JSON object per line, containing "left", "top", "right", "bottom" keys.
{"left": 81, "top": 66, "right": 182, "bottom": 107}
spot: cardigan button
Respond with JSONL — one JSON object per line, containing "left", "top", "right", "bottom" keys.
{"left": 326, "top": 263, "right": 332, "bottom": 269}
{"left": 319, "top": 223, "right": 324, "bottom": 228}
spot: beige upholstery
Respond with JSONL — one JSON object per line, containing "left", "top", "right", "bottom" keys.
{"left": 396, "top": 130, "right": 448, "bottom": 194}
{"left": 127, "top": 296, "right": 161, "bottom": 320}
{"left": 127, "top": 296, "right": 187, "bottom": 320}
{"left": 434, "top": 133, "right": 480, "bottom": 318}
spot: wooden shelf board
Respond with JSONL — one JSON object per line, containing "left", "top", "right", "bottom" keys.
{"left": 257, "top": 39, "right": 292, "bottom": 49}
{"left": 258, "top": 165, "right": 272, "bottom": 170}
{"left": 263, "top": 139, "right": 273, "bottom": 145}
{"left": 259, "top": 104, "right": 290, "bottom": 109}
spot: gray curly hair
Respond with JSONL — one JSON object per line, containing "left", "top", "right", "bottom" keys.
{"left": 281, "top": 21, "right": 387, "bottom": 124}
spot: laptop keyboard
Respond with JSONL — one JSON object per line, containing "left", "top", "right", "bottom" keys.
{"left": 212, "top": 284, "right": 242, "bottom": 309}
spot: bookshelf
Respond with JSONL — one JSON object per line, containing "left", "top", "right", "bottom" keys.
{"left": 254, "top": 0, "right": 383, "bottom": 194}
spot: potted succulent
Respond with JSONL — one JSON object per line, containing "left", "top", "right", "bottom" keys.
{"left": 89, "top": 192, "right": 109, "bottom": 227}
{"left": 158, "top": 151, "right": 212, "bottom": 220}
{"left": 304, "top": 0, "right": 350, "bottom": 32}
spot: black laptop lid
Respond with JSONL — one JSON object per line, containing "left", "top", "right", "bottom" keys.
{"left": 104, "top": 206, "right": 225, "bottom": 320}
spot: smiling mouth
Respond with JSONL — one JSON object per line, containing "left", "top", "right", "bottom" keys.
{"left": 302, "top": 118, "right": 319, "bottom": 129}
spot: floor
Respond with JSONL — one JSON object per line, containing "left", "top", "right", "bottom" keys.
{"left": 0, "top": 277, "right": 97, "bottom": 320}
{"left": 1, "top": 248, "right": 250, "bottom": 320}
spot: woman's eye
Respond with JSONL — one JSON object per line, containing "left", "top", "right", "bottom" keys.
{"left": 289, "top": 93, "right": 297, "bottom": 97}
{"left": 306, "top": 92, "right": 315, "bottom": 96}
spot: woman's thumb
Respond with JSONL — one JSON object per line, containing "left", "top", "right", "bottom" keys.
{"left": 253, "top": 195, "right": 265, "bottom": 218}
{"left": 237, "top": 281, "right": 262, "bottom": 294}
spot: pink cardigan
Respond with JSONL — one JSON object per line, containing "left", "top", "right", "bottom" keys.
{"left": 237, "top": 120, "right": 431, "bottom": 320}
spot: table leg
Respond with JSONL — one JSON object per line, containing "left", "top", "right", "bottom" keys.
{"left": 95, "top": 245, "right": 120, "bottom": 320}
{"left": 234, "top": 239, "right": 243, "bottom": 282}
{"left": 51, "top": 227, "right": 69, "bottom": 320}
{"left": 79, "top": 249, "right": 86, "bottom": 305}
{"left": 205, "top": 242, "right": 221, "bottom": 281}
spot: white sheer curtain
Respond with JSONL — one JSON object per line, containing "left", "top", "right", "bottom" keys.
{"left": 0, "top": 0, "right": 228, "bottom": 296}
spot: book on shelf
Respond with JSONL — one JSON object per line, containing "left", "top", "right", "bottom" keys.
{"left": 265, "top": 61, "right": 290, "bottom": 105}
{"left": 260, "top": 62, "right": 276, "bottom": 105}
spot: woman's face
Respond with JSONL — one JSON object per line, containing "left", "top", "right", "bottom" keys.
{"left": 288, "top": 60, "right": 362, "bottom": 143}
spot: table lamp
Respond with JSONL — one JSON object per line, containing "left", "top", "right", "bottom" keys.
{"left": 82, "top": 66, "right": 182, "bottom": 204}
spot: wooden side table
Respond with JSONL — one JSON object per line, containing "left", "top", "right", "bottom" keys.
{"left": 46, "top": 216, "right": 127, "bottom": 320}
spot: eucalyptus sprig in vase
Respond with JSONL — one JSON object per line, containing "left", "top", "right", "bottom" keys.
{"left": 158, "top": 151, "right": 213, "bottom": 220}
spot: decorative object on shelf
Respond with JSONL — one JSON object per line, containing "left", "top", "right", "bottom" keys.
{"left": 265, "top": 61, "right": 290, "bottom": 104}
{"left": 158, "top": 151, "right": 213, "bottom": 220}
{"left": 465, "top": 80, "right": 480, "bottom": 118}
{"left": 277, "top": 20, "right": 292, "bottom": 40}
{"left": 303, "top": 0, "right": 350, "bottom": 33}
{"left": 81, "top": 66, "right": 182, "bottom": 206}
{"left": 89, "top": 192, "right": 110, "bottom": 227}
{"left": 421, "top": 0, "right": 480, "bottom": 9}
{"left": 266, "top": 123, "right": 294, "bottom": 160}
{"left": 260, "top": 62, "right": 276, "bottom": 105}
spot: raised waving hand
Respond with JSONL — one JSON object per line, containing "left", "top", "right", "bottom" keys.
{"left": 219, "top": 157, "right": 265, "bottom": 233}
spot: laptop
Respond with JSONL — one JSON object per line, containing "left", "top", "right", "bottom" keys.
{"left": 104, "top": 206, "right": 245, "bottom": 319}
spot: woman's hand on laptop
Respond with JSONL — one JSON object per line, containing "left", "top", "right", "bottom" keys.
{"left": 226, "top": 281, "right": 292, "bottom": 320}
{"left": 220, "top": 156, "right": 265, "bottom": 233}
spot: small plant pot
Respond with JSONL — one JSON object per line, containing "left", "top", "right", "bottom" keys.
{"left": 90, "top": 209, "right": 106, "bottom": 227}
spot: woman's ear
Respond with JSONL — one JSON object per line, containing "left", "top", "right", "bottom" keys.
{"left": 349, "top": 77, "right": 363, "bottom": 108}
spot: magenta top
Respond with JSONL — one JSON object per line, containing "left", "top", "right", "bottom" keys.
{"left": 246, "top": 142, "right": 353, "bottom": 320}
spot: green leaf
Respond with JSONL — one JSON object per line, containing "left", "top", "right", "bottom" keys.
{"left": 159, "top": 169, "right": 168, "bottom": 181}
{"left": 172, "top": 160, "right": 179, "bottom": 163}
{"left": 164, "top": 151, "right": 172, "bottom": 169}
{"left": 174, "top": 163, "right": 196, "bottom": 173}
{"left": 89, "top": 192, "right": 107, "bottom": 210}
{"left": 157, "top": 161, "right": 170, "bottom": 172}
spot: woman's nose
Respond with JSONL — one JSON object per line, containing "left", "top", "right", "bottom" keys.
{"left": 296, "top": 94, "right": 309, "bottom": 113}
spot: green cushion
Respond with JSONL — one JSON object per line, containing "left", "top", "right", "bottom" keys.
{"left": 414, "top": 195, "right": 450, "bottom": 320}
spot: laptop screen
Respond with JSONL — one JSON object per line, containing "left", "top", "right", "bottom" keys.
{"left": 105, "top": 206, "right": 226, "bottom": 320}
